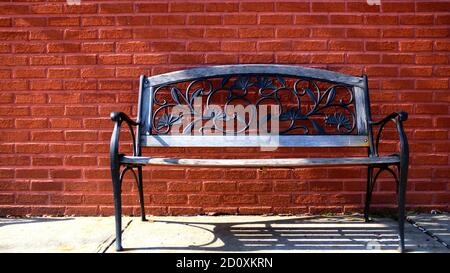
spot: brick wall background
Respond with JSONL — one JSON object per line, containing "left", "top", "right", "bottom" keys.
{"left": 0, "top": 0, "right": 448, "bottom": 216}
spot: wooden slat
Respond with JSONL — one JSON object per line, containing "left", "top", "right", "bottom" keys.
{"left": 140, "top": 135, "right": 369, "bottom": 147}
{"left": 120, "top": 155, "right": 400, "bottom": 167}
{"left": 147, "top": 64, "right": 365, "bottom": 88}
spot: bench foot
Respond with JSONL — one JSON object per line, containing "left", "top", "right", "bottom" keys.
{"left": 115, "top": 243, "right": 123, "bottom": 252}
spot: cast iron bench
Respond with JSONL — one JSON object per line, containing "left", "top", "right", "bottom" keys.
{"left": 110, "top": 64, "right": 409, "bottom": 252}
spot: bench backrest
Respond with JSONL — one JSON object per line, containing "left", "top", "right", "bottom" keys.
{"left": 136, "top": 65, "right": 372, "bottom": 148}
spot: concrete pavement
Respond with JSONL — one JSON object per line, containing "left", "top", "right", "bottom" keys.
{"left": 0, "top": 214, "right": 448, "bottom": 253}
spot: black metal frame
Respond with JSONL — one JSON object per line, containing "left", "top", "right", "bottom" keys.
{"left": 110, "top": 112, "right": 147, "bottom": 251}
{"left": 365, "top": 111, "right": 409, "bottom": 252}
{"left": 109, "top": 65, "right": 409, "bottom": 252}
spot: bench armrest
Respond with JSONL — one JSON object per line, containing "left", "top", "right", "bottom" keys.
{"left": 369, "top": 111, "right": 409, "bottom": 159}
{"left": 110, "top": 112, "right": 139, "bottom": 167}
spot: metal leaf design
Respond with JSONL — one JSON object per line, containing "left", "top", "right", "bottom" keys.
{"left": 156, "top": 113, "right": 181, "bottom": 130}
{"left": 279, "top": 107, "right": 306, "bottom": 121}
{"left": 325, "top": 86, "right": 336, "bottom": 105}
{"left": 233, "top": 76, "right": 253, "bottom": 90}
{"left": 325, "top": 113, "right": 352, "bottom": 131}
{"left": 170, "top": 87, "right": 183, "bottom": 105}
{"left": 255, "top": 77, "right": 275, "bottom": 90}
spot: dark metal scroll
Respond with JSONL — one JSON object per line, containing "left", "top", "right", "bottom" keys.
{"left": 149, "top": 75, "right": 357, "bottom": 136}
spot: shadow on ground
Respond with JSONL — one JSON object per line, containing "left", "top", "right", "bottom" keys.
{"left": 119, "top": 215, "right": 418, "bottom": 252}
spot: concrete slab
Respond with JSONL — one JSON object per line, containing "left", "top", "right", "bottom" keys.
{"left": 0, "top": 217, "right": 131, "bottom": 253}
{"left": 111, "top": 215, "right": 449, "bottom": 253}
{"left": 0, "top": 215, "right": 447, "bottom": 253}
{"left": 408, "top": 213, "right": 450, "bottom": 246}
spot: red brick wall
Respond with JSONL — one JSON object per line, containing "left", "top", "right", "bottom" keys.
{"left": 0, "top": 0, "right": 448, "bottom": 216}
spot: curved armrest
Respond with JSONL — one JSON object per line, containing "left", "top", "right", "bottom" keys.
{"left": 369, "top": 112, "right": 409, "bottom": 159}
{"left": 110, "top": 112, "right": 139, "bottom": 166}
{"left": 110, "top": 111, "right": 139, "bottom": 126}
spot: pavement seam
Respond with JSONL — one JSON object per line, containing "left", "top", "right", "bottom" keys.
{"left": 100, "top": 219, "right": 133, "bottom": 253}
{"left": 406, "top": 216, "right": 450, "bottom": 250}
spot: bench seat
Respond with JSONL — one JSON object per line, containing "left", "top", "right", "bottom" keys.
{"left": 120, "top": 155, "right": 400, "bottom": 167}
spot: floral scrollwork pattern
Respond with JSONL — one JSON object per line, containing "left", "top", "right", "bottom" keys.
{"left": 149, "top": 75, "right": 357, "bottom": 135}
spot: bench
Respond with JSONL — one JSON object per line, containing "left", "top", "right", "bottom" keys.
{"left": 109, "top": 64, "right": 409, "bottom": 252}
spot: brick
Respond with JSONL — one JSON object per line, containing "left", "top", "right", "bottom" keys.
{"left": 206, "top": 54, "right": 238, "bottom": 64}
{"left": 31, "top": 4, "right": 62, "bottom": 14}
{"left": 82, "top": 17, "right": 115, "bottom": 26}
{"left": 366, "top": 15, "right": 398, "bottom": 25}
{"left": 31, "top": 131, "right": 64, "bottom": 141}
{"left": 312, "top": 54, "right": 345, "bottom": 64}
{"left": 99, "top": 3, "right": 133, "bottom": 13}
{"left": 383, "top": 28, "right": 414, "bottom": 38}
{"left": 259, "top": 195, "right": 291, "bottom": 206}
{"left": 48, "top": 43, "right": 80, "bottom": 53}
{"left": 241, "top": 2, "right": 274, "bottom": 12}
{"left": 204, "top": 182, "right": 236, "bottom": 192}
{"left": 400, "top": 41, "right": 433, "bottom": 52}
{"left": 276, "top": 28, "right": 309, "bottom": 38}
{"left": 0, "top": 31, "right": 28, "bottom": 41}
{"left": 329, "top": 41, "right": 363, "bottom": 51}
{"left": 30, "top": 30, "right": 63, "bottom": 40}
{"left": 133, "top": 29, "right": 167, "bottom": 39}
{"left": 416, "top": 2, "right": 450, "bottom": 12}
{"left": 399, "top": 15, "right": 434, "bottom": 25}
{"left": 65, "top": 30, "right": 97, "bottom": 40}
{"left": 260, "top": 15, "right": 293, "bottom": 25}
{"left": 50, "top": 194, "right": 83, "bottom": 205}
{"left": 206, "top": 3, "right": 238, "bottom": 12}
{"left": 416, "top": 54, "right": 448, "bottom": 65}
{"left": 223, "top": 15, "right": 257, "bottom": 25}
{"left": 170, "top": 2, "right": 204, "bottom": 12}
{"left": 17, "top": 194, "right": 48, "bottom": 205}
{"left": 382, "top": 2, "right": 415, "bottom": 12}
{"left": 16, "top": 169, "right": 48, "bottom": 179}
{"left": 239, "top": 28, "right": 274, "bottom": 38}
{"left": 170, "top": 54, "right": 204, "bottom": 64}
{"left": 16, "top": 118, "right": 47, "bottom": 128}
{"left": 99, "top": 29, "right": 132, "bottom": 39}
{"left": 48, "top": 17, "right": 80, "bottom": 27}
{"left": 366, "top": 41, "right": 398, "bottom": 51}
{"left": 188, "top": 15, "right": 221, "bottom": 25}
{"left": 168, "top": 28, "right": 204, "bottom": 38}
{"left": 221, "top": 41, "right": 255, "bottom": 52}
{"left": 187, "top": 42, "right": 220, "bottom": 52}
{"left": 1, "top": 4, "right": 30, "bottom": 15}
{"left": 276, "top": 2, "right": 309, "bottom": 12}
{"left": 330, "top": 15, "right": 364, "bottom": 25}
{"left": 258, "top": 41, "right": 291, "bottom": 51}
{"left": 312, "top": 2, "right": 345, "bottom": 12}
{"left": 238, "top": 182, "right": 272, "bottom": 192}
{"left": 136, "top": 3, "right": 168, "bottom": 13}
{"left": 134, "top": 54, "right": 167, "bottom": 64}
{"left": 31, "top": 182, "right": 63, "bottom": 191}
{"left": 189, "top": 195, "right": 221, "bottom": 205}
{"left": 153, "top": 194, "right": 187, "bottom": 205}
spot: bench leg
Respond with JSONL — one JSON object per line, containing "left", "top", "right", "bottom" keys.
{"left": 398, "top": 161, "right": 408, "bottom": 253}
{"left": 137, "top": 166, "right": 147, "bottom": 222}
{"left": 364, "top": 166, "right": 374, "bottom": 222}
{"left": 111, "top": 165, "right": 123, "bottom": 251}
